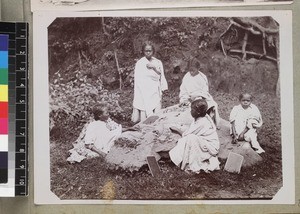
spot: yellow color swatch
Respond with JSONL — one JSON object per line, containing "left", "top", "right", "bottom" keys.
{"left": 0, "top": 85, "right": 8, "bottom": 102}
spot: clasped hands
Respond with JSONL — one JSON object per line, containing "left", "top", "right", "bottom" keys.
{"left": 146, "top": 63, "right": 161, "bottom": 74}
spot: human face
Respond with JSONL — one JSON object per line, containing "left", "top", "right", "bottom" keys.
{"left": 144, "top": 45, "right": 153, "bottom": 60}
{"left": 240, "top": 95, "right": 251, "bottom": 109}
{"left": 99, "top": 107, "right": 110, "bottom": 121}
{"left": 189, "top": 67, "right": 199, "bottom": 77}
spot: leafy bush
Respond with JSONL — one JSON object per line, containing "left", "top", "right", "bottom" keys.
{"left": 49, "top": 69, "right": 125, "bottom": 138}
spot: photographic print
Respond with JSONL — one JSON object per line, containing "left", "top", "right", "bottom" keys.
{"left": 31, "top": 0, "right": 293, "bottom": 12}
{"left": 33, "top": 10, "right": 294, "bottom": 204}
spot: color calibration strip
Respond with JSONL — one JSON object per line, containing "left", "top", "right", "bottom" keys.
{"left": 0, "top": 34, "right": 9, "bottom": 184}
{"left": 0, "top": 22, "right": 28, "bottom": 197}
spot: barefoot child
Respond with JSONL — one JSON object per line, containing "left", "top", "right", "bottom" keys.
{"left": 229, "top": 93, "right": 265, "bottom": 154}
{"left": 84, "top": 103, "right": 123, "bottom": 156}
{"left": 85, "top": 104, "right": 140, "bottom": 156}
{"left": 67, "top": 103, "right": 139, "bottom": 163}
{"left": 169, "top": 99, "right": 220, "bottom": 173}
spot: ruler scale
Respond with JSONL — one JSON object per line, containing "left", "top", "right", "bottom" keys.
{"left": 0, "top": 22, "right": 28, "bottom": 196}
{"left": 0, "top": 34, "right": 9, "bottom": 184}
{"left": 14, "top": 23, "right": 28, "bottom": 196}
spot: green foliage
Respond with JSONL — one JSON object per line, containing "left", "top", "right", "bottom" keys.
{"left": 48, "top": 17, "right": 277, "bottom": 137}
{"left": 49, "top": 69, "right": 124, "bottom": 133}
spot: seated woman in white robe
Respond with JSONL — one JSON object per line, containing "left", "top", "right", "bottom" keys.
{"left": 179, "top": 58, "right": 220, "bottom": 127}
{"left": 169, "top": 99, "right": 220, "bottom": 173}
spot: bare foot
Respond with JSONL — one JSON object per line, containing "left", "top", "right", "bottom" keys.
{"left": 255, "top": 148, "right": 265, "bottom": 154}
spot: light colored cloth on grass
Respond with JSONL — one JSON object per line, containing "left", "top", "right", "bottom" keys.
{"left": 84, "top": 118, "right": 122, "bottom": 154}
{"left": 67, "top": 118, "right": 122, "bottom": 163}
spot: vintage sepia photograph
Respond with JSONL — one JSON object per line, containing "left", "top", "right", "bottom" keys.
{"left": 33, "top": 10, "right": 294, "bottom": 204}
{"left": 31, "top": 0, "right": 293, "bottom": 11}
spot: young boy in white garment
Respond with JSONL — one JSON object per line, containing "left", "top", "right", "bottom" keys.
{"left": 229, "top": 93, "right": 265, "bottom": 154}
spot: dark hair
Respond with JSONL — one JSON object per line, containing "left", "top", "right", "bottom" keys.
{"left": 187, "top": 58, "right": 201, "bottom": 71}
{"left": 142, "top": 41, "right": 155, "bottom": 54}
{"left": 191, "top": 99, "right": 208, "bottom": 118}
{"left": 239, "top": 93, "right": 252, "bottom": 101}
{"left": 92, "top": 103, "right": 108, "bottom": 120}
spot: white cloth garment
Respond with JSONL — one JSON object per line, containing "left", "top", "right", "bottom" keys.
{"left": 169, "top": 115, "right": 220, "bottom": 173}
{"left": 179, "top": 71, "right": 217, "bottom": 110}
{"left": 229, "top": 104, "right": 263, "bottom": 135}
{"left": 84, "top": 119, "right": 122, "bottom": 154}
{"left": 133, "top": 56, "right": 168, "bottom": 117}
{"left": 229, "top": 104, "right": 264, "bottom": 151}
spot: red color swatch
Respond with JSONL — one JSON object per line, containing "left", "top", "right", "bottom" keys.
{"left": 0, "top": 102, "right": 8, "bottom": 118}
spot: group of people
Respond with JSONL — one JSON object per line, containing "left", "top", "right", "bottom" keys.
{"left": 83, "top": 41, "right": 265, "bottom": 174}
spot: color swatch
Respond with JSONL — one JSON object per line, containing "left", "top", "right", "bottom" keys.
{"left": 0, "top": 34, "right": 9, "bottom": 183}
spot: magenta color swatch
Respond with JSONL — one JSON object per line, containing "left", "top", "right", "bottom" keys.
{"left": 0, "top": 118, "right": 8, "bottom": 134}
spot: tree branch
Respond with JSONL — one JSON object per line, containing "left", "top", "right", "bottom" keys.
{"left": 102, "top": 17, "right": 110, "bottom": 37}
{"left": 228, "top": 49, "right": 278, "bottom": 63}
{"left": 114, "top": 50, "right": 122, "bottom": 90}
{"left": 242, "top": 32, "right": 249, "bottom": 60}
{"left": 232, "top": 17, "right": 279, "bottom": 35}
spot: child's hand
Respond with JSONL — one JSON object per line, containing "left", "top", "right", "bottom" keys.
{"left": 169, "top": 126, "right": 183, "bottom": 136}
{"left": 238, "top": 133, "right": 245, "bottom": 141}
{"left": 179, "top": 101, "right": 189, "bottom": 107}
{"left": 147, "top": 63, "right": 161, "bottom": 74}
{"left": 146, "top": 63, "right": 155, "bottom": 70}
{"left": 232, "top": 135, "right": 238, "bottom": 144}
{"left": 199, "top": 141, "right": 208, "bottom": 151}
{"left": 252, "top": 122, "right": 259, "bottom": 128}
{"left": 128, "top": 126, "right": 140, "bottom": 131}
{"left": 123, "top": 126, "right": 140, "bottom": 132}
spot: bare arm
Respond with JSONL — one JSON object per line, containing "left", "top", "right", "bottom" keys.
{"left": 85, "top": 144, "right": 107, "bottom": 157}
{"left": 179, "top": 76, "right": 190, "bottom": 105}
{"left": 231, "top": 121, "right": 238, "bottom": 143}
{"left": 169, "top": 126, "right": 184, "bottom": 136}
{"left": 238, "top": 126, "right": 249, "bottom": 141}
{"left": 122, "top": 126, "right": 140, "bottom": 132}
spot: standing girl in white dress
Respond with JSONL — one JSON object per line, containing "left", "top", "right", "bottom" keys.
{"left": 132, "top": 41, "right": 168, "bottom": 123}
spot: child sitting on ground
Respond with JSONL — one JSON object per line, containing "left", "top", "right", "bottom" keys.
{"left": 229, "top": 93, "right": 265, "bottom": 154}
{"left": 85, "top": 103, "right": 139, "bottom": 157}
{"left": 169, "top": 99, "right": 220, "bottom": 173}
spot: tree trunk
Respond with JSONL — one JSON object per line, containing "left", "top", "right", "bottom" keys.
{"left": 114, "top": 50, "right": 122, "bottom": 90}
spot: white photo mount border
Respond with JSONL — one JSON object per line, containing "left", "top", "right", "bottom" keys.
{"left": 30, "top": 0, "right": 293, "bottom": 12}
{"left": 33, "top": 10, "right": 294, "bottom": 205}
